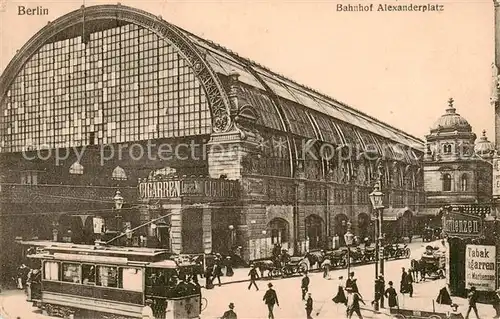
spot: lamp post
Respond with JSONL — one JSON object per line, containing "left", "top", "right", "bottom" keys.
{"left": 229, "top": 224, "right": 235, "bottom": 252}
{"left": 344, "top": 222, "right": 354, "bottom": 275}
{"left": 262, "top": 230, "right": 268, "bottom": 258}
{"left": 369, "top": 181, "right": 385, "bottom": 311}
{"left": 113, "top": 190, "right": 124, "bottom": 232}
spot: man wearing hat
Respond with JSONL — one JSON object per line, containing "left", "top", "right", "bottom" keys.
{"left": 346, "top": 286, "right": 365, "bottom": 319}
{"left": 372, "top": 274, "right": 385, "bottom": 309}
{"left": 248, "top": 264, "right": 260, "bottom": 291}
{"left": 263, "top": 282, "right": 279, "bottom": 319}
{"left": 221, "top": 302, "right": 237, "bottom": 319}
{"left": 142, "top": 299, "right": 154, "bottom": 319}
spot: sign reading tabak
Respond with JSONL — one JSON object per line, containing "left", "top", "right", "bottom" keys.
{"left": 139, "top": 178, "right": 239, "bottom": 199}
{"left": 443, "top": 212, "right": 482, "bottom": 237}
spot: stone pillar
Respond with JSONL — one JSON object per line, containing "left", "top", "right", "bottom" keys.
{"left": 167, "top": 205, "right": 182, "bottom": 254}
{"left": 295, "top": 179, "right": 306, "bottom": 255}
{"left": 202, "top": 207, "right": 212, "bottom": 254}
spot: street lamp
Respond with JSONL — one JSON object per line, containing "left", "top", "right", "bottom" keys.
{"left": 262, "top": 230, "right": 268, "bottom": 258}
{"left": 344, "top": 222, "right": 354, "bottom": 275}
{"left": 113, "top": 190, "right": 124, "bottom": 232}
{"left": 369, "top": 181, "right": 385, "bottom": 311}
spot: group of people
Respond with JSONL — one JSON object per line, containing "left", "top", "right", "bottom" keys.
{"left": 204, "top": 254, "right": 234, "bottom": 289}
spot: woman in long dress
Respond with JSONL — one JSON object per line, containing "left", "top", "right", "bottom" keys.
{"left": 384, "top": 281, "right": 398, "bottom": 309}
{"left": 332, "top": 276, "right": 347, "bottom": 305}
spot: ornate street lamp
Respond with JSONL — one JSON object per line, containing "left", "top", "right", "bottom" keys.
{"left": 344, "top": 222, "right": 354, "bottom": 275}
{"left": 369, "top": 181, "right": 385, "bottom": 311}
{"left": 113, "top": 190, "right": 124, "bottom": 232}
{"left": 229, "top": 224, "right": 235, "bottom": 251}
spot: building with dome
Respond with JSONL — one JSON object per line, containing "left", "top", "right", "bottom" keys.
{"left": 423, "top": 98, "right": 493, "bottom": 210}
{"left": 0, "top": 4, "right": 427, "bottom": 273}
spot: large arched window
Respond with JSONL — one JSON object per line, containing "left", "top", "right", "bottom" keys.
{"left": 461, "top": 174, "right": 468, "bottom": 192}
{"left": 112, "top": 166, "right": 127, "bottom": 181}
{"left": 69, "top": 162, "right": 84, "bottom": 175}
{"left": 268, "top": 218, "right": 289, "bottom": 244}
{"left": 443, "top": 173, "right": 452, "bottom": 192}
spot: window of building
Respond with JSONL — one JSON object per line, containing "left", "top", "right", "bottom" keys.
{"left": 443, "top": 144, "right": 452, "bottom": 154}
{"left": 112, "top": 166, "right": 127, "bottom": 181}
{"left": 62, "top": 263, "right": 81, "bottom": 283}
{"left": 96, "top": 265, "right": 119, "bottom": 288}
{"left": 43, "top": 261, "right": 60, "bottom": 281}
{"left": 443, "top": 173, "right": 452, "bottom": 192}
{"left": 21, "top": 171, "right": 38, "bottom": 185}
{"left": 269, "top": 218, "right": 289, "bottom": 244}
{"left": 461, "top": 174, "right": 468, "bottom": 192}
{"left": 69, "top": 161, "right": 84, "bottom": 175}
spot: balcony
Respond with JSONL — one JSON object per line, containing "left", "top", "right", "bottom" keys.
{"left": 0, "top": 183, "right": 138, "bottom": 205}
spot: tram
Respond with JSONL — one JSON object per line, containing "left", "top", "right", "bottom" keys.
{"left": 26, "top": 243, "right": 206, "bottom": 319}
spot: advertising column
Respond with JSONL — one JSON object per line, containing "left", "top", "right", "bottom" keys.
{"left": 465, "top": 245, "right": 496, "bottom": 291}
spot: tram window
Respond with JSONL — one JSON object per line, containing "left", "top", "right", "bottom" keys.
{"left": 121, "top": 267, "right": 143, "bottom": 291}
{"left": 82, "top": 264, "right": 96, "bottom": 285}
{"left": 62, "top": 263, "right": 81, "bottom": 283}
{"left": 44, "top": 261, "right": 60, "bottom": 281}
{"left": 96, "top": 266, "right": 119, "bottom": 288}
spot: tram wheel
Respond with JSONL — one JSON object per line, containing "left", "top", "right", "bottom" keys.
{"left": 392, "top": 315, "right": 407, "bottom": 319}
{"left": 428, "top": 315, "right": 441, "bottom": 319}
{"left": 200, "top": 297, "right": 208, "bottom": 312}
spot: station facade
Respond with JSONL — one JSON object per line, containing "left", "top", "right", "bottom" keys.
{"left": 0, "top": 5, "right": 427, "bottom": 269}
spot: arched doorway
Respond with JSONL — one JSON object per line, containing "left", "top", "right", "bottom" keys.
{"left": 268, "top": 218, "right": 289, "bottom": 247}
{"left": 334, "top": 214, "right": 349, "bottom": 246}
{"left": 305, "top": 215, "right": 324, "bottom": 250}
{"left": 357, "top": 213, "right": 370, "bottom": 241}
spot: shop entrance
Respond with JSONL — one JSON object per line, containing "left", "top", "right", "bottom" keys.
{"left": 181, "top": 208, "right": 203, "bottom": 254}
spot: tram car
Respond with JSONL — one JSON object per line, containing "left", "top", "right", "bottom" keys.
{"left": 26, "top": 243, "right": 207, "bottom": 319}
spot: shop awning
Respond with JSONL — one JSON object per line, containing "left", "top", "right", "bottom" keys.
{"left": 378, "top": 207, "right": 412, "bottom": 221}
{"left": 415, "top": 208, "right": 441, "bottom": 218}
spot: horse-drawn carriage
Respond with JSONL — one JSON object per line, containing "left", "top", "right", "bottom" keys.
{"left": 253, "top": 255, "right": 308, "bottom": 278}
{"left": 411, "top": 245, "right": 445, "bottom": 281}
{"left": 384, "top": 243, "right": 411, "bottom": 260}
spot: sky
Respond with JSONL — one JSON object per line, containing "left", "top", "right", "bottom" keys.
{"left": 0, "top": 0, "right": 495, "bottom": 142}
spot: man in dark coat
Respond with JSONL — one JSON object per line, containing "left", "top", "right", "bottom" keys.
{"left": 465, "top": 286, "right": 480, "bottom": 319}
{"left": 248, "top": 264, "right": 260, "bottom": 291}
{"left": 263, "top": 283, "right": 279, "bottom": 319}
{"left": 346, "top": 272, "right": 355, "bottom": 290}
{"left": 346, "top": 287, "right": 365, "bottom": 318}
{"left": 493, "top": 288, "right": 500, "bottom": 318}
{"left": 400, "top": 267, "right": 408, "bottom": 294}
{"left": 221, "top": 302, "right": 237, "bottom": 319}
{"left": 305, "top": 292, "right": 313, "bottom": 319}
{"left": 372, "top": 275, "right": 385, "bottom": 308}
{"left": 301, "top": 272, "right": 310, "bottom": 300}
{"left": 406, "top": 270, "right": 414, "bottom": 297}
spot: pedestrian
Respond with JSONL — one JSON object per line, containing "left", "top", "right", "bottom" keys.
{"left": 346, "top": 272, "right": 355, "bottom": 290}
{"left": 384, "top": 281, "right": 398, "bottom": 309}
{"left": 372, "top": 275, "right": 385, "bottom": 309}
{"left": 301, "top": 272, "right": 310, "bottom": 300}
{"left": 305, "top": 292, "right": 313, "bottom": 319}
{"left": 205, "top": 266, "right": 213, "bottom": 289}
{"left": 493, "top": 289, "right": 500, "bottom": 318}
{"left": 406, "top": 269, "right": 414, "bottom": 297}
{"left": 345, "top": 286, "right": 365, "bottom": 319}
{"left": 248, "top": 264, "right": 260, "bottom": 291}
{"left": 400, "top": 267, "right": 408, "bottom": 295}
{"left": 436, "top": 284, "right": 452, "bottom": 306}
{"left": 213, "top": 262, "right": 223, "bottom": 286}
{"left": 141, "top": 299, "right": 154, "bottom": 319}
{"left": 465, "top": 286, "right": 480, "bottom": 319}
{"left": 225, "top": 256, "right": 234, "bottom": 277}
{"left": 263, "top": 282, "right": 279, "bottom": 319}
{"left": 321, "top": 258, "right": 331, "bottom": 279}
{"left": 333, "top": 275, "right": 347, "bottom": 306}
{"left": 221, "top": 302, "right": 237, "bottom": 319}
{"left": 350, "top": 278, "right": 360, "bottom": 294}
